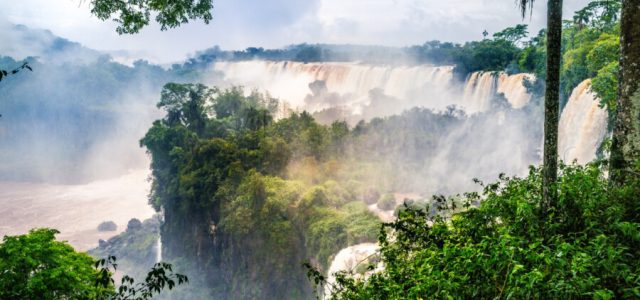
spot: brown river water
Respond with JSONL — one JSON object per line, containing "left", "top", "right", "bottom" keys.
{"left": 0, "top": 169, "right": 155, "bottom": 251}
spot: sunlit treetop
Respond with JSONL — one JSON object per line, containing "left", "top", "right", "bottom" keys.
{"left": 89, "top": 0, "right": 214, "bottom": 34}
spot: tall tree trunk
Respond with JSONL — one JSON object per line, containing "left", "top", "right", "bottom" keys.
{"left": 542, "top": 0, "right": 562, "bottom": 214}
{"left": 610, "top": 0, "right": 640, "bottom": 186}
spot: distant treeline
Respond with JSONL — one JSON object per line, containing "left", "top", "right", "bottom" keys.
{"left": 181, "top": 0, "right": 620, "bottom": 108}
{"left": 177, "top": 25, "right": 528, "bottom": 80}
{"left": 178, "top": 39, "right": 521, "bottom": 79}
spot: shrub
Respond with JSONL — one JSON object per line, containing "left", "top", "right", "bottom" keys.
{"left": 126, "top": 218, "right": 143, "bottom": 232}
{"left": 376, "top": 194, "right": 396, "bottom": 211}
{"left": 97, "top": 221, "right": 117, "bottom": 232}
{"left": 0, "top": 229, "right": 108, "bottom": 298}
{"left": 322, "top": 164, "right": 640, "bottom": 299}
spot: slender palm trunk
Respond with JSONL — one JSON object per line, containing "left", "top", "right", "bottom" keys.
{"left": 542, "top": 0, "right": 562, "bottom": 214}
{"left": 610, "top": 0, "right": 640, "bottom": 186}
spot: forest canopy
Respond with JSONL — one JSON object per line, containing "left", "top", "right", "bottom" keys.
{"left": 1, "top": 0, "right": 636, "bottom": 299}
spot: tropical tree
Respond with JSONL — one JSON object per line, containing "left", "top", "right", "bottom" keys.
{"left": 517, "top": 0, "right": 563, "bottom": 215}
{"left": 573, "top": 0, "right": 621, "bottom": 31}
{"left": 493, "top": 24, "right": 529, "bottom": 45}
{"left": 158, "top": 83, "right": 214, "bottom": 136}
{"left": 89, "top": 0, "right": 214, "bottom": 34}
{"left": 0, "top": 229, "right": 107, "bottom": 299}
{"left": 610, "top": 0, "right": 640, "bottom": 185}
{"left": 0, "top": 229, "right": 187, "bottom": 300}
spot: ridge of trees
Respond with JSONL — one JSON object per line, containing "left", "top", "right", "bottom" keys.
{"left": 0, "top": 228, "right": 187, "bottom": 300}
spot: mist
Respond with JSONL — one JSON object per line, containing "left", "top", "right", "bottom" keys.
{"left": 0, "top": 25, "right": 175, "bottom": 251}
{"left": 206, "top": 60, "right": 544, "bottom": 197}
{"left": 0, "top": 16, "right": 610, "bottom": 298}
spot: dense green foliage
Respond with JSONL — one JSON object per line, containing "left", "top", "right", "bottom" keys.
{"left": 2, "top": 2, "right": 625, "bottom": 297}
{"left": 90, "top": 0, "right": 213, "bottom": 34}
{"left": 0, "top": 229, "right": 187, "bottom": 300}
{"left": 94, "top": 256, "right": 188, "bottom": 300}
{"left": 408, "top": 38, "right": 522, "bottom": 79}
{"left": 323, "top": 164, "right": 640, "bottom": 299}
{"left": 0, "top": 229, "right": 107, "bottom": 299}
{"left": 140, "top": 78, "right": 543, "bottom": 298}
{"left": 518, "top": 0, "right": 621, "bottom": 113}
{"left": 140, "top": 83, "right": 384, "bottom": 298}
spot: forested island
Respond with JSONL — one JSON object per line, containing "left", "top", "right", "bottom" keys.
{"left": 1, "top": 0, "right": 639, "bottom": 299}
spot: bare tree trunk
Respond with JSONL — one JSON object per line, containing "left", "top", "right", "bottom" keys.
{"left": 542, "top": 0, "right": 562, "bottom": 214}
{"left": 610, "top": 0, "right": 640, "bottom": 186}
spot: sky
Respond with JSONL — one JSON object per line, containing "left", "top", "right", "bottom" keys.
{"left": 1, "top": 0, "right": 591, "bottom": 64}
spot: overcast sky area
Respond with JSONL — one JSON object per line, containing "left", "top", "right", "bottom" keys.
{"left": 1, "top": 0, "right": 591, "bottom": 64}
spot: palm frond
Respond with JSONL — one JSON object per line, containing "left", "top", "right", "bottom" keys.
{"left": 516, "top": 0, "right": 535, "bottom": 18}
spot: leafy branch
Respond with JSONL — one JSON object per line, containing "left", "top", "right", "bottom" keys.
{"left": 0, "top": 62, "right": 32, "bottom": 82}
{"left": 95, "top": 256, "right": 188, "bottom": 300}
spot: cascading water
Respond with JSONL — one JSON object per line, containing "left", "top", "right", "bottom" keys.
{"left": 213, "top": 61, "right": 454, "bottom": 104}
{"left": 496, "top": 73, "right": 534, "bottom": 109}
{"left": 463, "top": 71, "right": 535, "bottom": 110}
{"left": 156, "top": 234, "right": 162, "bottom": 263}
{"left": 462, "top": 72, "right": 497, "bottom": 112}
{"left": 156, "top": 209, "right": 164, "bottom": 263}
{"left": 558, "top": 79, "right": 609, "bottom": 164}
{"left": 324, "top": 243, "right": 380, "bottom": 299}
{"left": 212, "top": 61, "right": 609, "bottom": 288}
{"left": 212, "top": 61, "right": 535, "bottom": 117}
{"left": 213, "top": 61, "right": 458, "bottom": 115}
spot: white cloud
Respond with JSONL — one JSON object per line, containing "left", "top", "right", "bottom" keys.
{"left": 0, "top": 0, "right": 591, "bottom": 63}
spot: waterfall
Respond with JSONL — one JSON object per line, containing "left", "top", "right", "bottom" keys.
{"left": 324, "top": 243, "right": 380, "bottom": 299}
{"left": 496, "top": 73, "right": 534, "bottom": 109}
{"left": 462, "top": 71, "right": 534, "bottom": 111}
{"left": 156, "top": 234, "right": 162, "bottom": 263}
{"left": 558, "top": 79, "right": 609, "bottom": 164}
{"left": 212, "top": 61, "right": 534, "bottom": 117}
{"left": 213, "top": 61, "right": 457, "bottom": 114}
{"left": 211, "top": 61, "right": 610, "bottom": 293}
{"left": 462, "top": 72, "right": 497, "bottom": 112}
{"left": 214, "top": 61, "right": 455, "bottom": 102}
